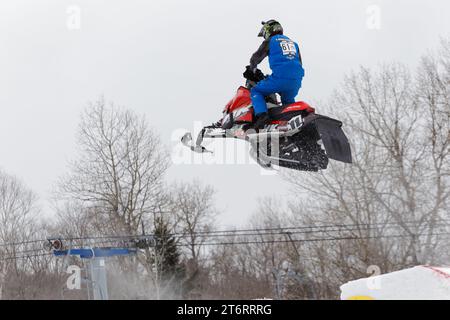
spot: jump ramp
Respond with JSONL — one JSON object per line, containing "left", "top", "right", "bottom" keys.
{"left": 340, "top": 266, "right": 450, "bottom": 300}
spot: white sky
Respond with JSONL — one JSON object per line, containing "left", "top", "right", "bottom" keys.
{"left": 1, "top": 0, "right": 449, "bottom": 227}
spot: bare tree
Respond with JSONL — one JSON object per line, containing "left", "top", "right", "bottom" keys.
{"left": 166, "top": 181, "right": 217, "bottom": 298}
{"left": 170, "top": 180, "right": 217, "bottom": 261}
{"left": 0, "top": 169, "right": 53, "bottom": 299}
{"left": 279, "top": 40, "right": 450, "bottom": 298}
{"left": 57, "top": 97, "right": 170, "bottom": 236}
{"left": 52, "top": 98, "right": 224, "bottom": 300}
{"left": 415, "top": 38, "right": 450, "bottom": 262}
{"left": 51, "top": 98, "right": 174, "bottom": 299}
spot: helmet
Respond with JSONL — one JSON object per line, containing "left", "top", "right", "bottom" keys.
{"left": 258, "top": 20, "right": 283, "bottom": 39}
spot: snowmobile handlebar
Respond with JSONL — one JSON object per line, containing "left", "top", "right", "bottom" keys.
{"left": 243, "top": 66, "right": 266, "bottom": 83}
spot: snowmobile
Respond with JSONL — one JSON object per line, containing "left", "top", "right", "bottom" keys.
{"left": 181, "top": 69, "right": 352, "bottom": 171}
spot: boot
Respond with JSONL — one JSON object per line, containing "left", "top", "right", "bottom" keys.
{"left": 252, "top": 112, "right": 270, "bottom": 130}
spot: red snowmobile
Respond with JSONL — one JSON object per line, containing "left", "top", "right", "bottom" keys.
{"left": 182, "top": 69, "right": 352, "bottom": 171}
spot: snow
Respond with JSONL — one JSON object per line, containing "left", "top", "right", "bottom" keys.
{"left": 340, "top": 266, "right": 450, "bottom": 300}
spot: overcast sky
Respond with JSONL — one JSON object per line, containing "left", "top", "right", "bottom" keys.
{"left": 1, "top": 0, "right": 449, "bottom": 227}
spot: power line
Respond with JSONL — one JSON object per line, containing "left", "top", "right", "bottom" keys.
{"left": 37, "top": 218, "right": 450, "bottom": 243}
{"left": 1, "top": 232, "right": 449, "bottom": 262}
{"left": 167, "top": 219, "right": 450, "bottom": 236}
{"left": 174, "top": 223, "right": 450, "bottom": 239}
{"left": 2, "top": 231, "right": 450, "bottom": 262}
{"left": 0, "top": 252, "right": 53, "bottom": 262}
{"left": 173, "top": 231, "right": 450, "bottom": 247}
{"left": 0, "top": 219, "right": 449, "bottom": 253}
{"left": 61, "top": 220, "right": 450, "bottom": 246}
{"left": 0, "top": 247, "right": 47, "bottom": 256}
{"left": 0, "top": 238, "right": 47, "bottom": 248}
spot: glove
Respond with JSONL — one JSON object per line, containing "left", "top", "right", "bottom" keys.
{"left": 253, "top": 68, "right": 265, "bottom": 81}
{"left": 243, "top": 65, "right": 256, "bottom": 80}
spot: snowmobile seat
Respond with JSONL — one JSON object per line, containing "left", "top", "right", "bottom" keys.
{"left": 268, "top": 101, "right": 315, "bottom": 121}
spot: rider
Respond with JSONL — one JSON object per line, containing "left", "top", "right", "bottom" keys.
{"left": 245, "top": 20, "right": 304, "bottom": 129}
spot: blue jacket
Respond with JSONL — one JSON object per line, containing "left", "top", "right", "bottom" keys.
{"left": 250, "top": 34, "right": 304, "bottom": 80}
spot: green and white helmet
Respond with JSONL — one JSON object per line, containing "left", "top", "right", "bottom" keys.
{"left": 258, "top": 20, "right": 283, "bottom": 40}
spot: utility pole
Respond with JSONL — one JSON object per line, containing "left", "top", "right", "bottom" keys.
{"left": 89, "top": 257, "right": 108, "bottom": 300}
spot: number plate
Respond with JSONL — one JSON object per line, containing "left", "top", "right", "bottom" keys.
{"left": 280, "top": 40, "right": 297, "bottom": 56}
{"left": 289, "top": 115, "right": 303, "bottom": 130}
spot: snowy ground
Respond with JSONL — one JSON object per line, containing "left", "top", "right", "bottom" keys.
{"left": 340, "top": 266, "right": 450, "bottom": 300}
